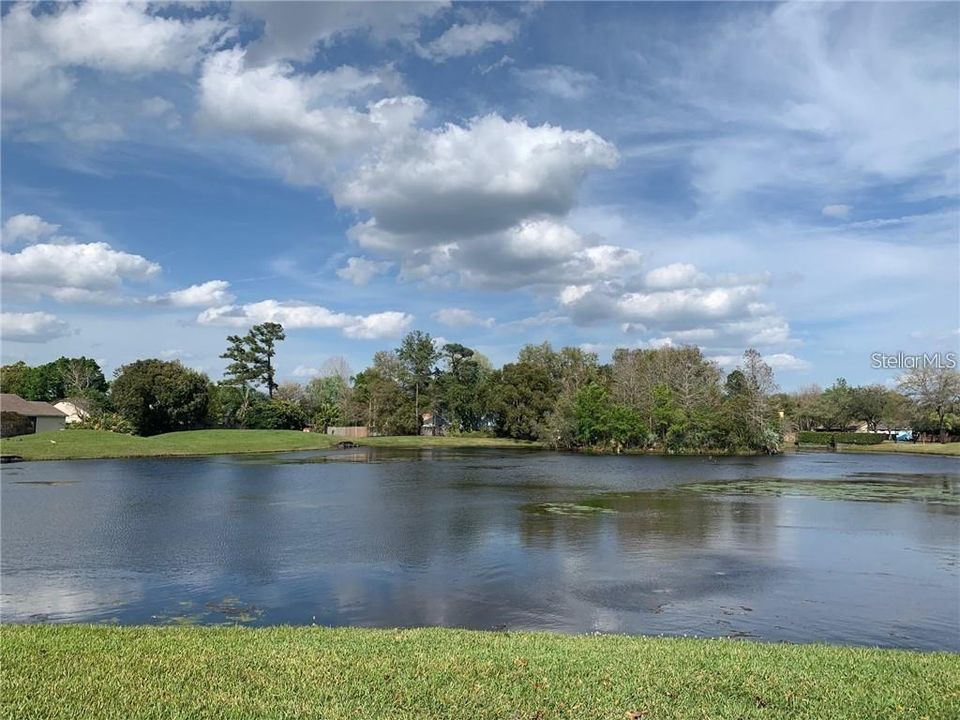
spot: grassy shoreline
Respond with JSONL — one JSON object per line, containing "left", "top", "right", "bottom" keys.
{"left": 2, "top": 428, "right": 957, "bottom": 461}
{"left": 0, "top": 429, "right": 537, "bottom": 461}
{"left": 2, "top": 625, "right": 957, "bottom": 719}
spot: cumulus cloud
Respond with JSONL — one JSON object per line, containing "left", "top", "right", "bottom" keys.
{"left": 417, "top": 20, "right": 519, "bottom": 62}
{"left": 148, "top": 280, "right": 235, "bottom": 308}
{"left": 197, "top": 300, "right": 412, "bottom": 340}
{"left": 338, "top": 115, "right": 618, "bottom": 242}
{"left": 0, "top": 311, "right": 70, "bottom": 343}
{"left": 433, "top": 308, "right": 495, "bottom": 328}
{"left": 512, "top": 65, "right": 597, "bottom": 100}
{"left": 763, "top": 353, "right": 810, "bottom": 371}
{"left": 1, "top": 214, "right": 65, "bottom": 246}
{"left": 336, "top": 257, "right": 393, "bottom": 285}
{"left": 2, "top": 242, "right": 161, "bottom": 298}
{"left": 558, "top": 262, "right": 793, "bottom": 350}
{"left": 2, "top": 1, "right": 232, "bottom": 117}
{"left": 197, "top": 49, "right": 423, "bottom": 183}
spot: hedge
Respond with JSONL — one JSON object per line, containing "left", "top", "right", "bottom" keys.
{"left": 0, "top": 411, "right": 33, "bottom": 438}
{"left": 797, "top": 431, "right": 885, "bottom": 446}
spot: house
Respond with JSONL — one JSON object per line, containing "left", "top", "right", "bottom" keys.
{"left": 0, "top": 394, "right": 67, "bottom": 434}
{"left": 419, "top": 411, "right": 446, "bottom": 436}
{"left": 54, "top": 397, "right": 93, "bottom": 424}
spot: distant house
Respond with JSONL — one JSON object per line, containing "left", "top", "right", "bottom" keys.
{"left": 0, "top": 394, "right": 67, "bottom": 434}
{"left": 54, "top": 397, "right": 94, "bottom": 424}
{"left": 420, "top": 411, "right": 446, "bottom": 436}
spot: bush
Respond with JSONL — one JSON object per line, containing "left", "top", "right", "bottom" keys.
{"left": 244, "top": 399, "right": 308, "bottom": 430}
{"left": 68, "top": 412, "right": 134, "bottom": 434}
{"left": 797, "top": 431, "right": 884, "bottom": 445}
{"left": 1, "top": 411, "right": 33, "bottom": 438}
{"left": 111, "top": 359, "right": 211, "bottom": 436}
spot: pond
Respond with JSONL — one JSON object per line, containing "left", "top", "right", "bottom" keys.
{"left": 2, "top": 448, "right": 957, "bottom": 650}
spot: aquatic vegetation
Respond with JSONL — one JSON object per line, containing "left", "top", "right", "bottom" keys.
{"left": 520, "top": 501, "right": 616, "bottom": 517}
{"left": 679, "top": 478, "right": 959, "bottom": 505}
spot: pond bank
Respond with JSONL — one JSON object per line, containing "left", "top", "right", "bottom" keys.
{"left": 3, "top": 625, "right": 956, "bottom": 720}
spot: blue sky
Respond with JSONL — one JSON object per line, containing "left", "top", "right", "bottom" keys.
{"left": 1, "top": 1, "right": 957, "bottom": 389}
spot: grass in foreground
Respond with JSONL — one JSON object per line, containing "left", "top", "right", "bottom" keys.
{"left": 0, "top": 429, "right": 536, "bottom": 461}
{"left": 837, "top": 441, "right": 960, "bottom": 456}
{"left": 2, "top": 626, "right": 957, "bottom": 720}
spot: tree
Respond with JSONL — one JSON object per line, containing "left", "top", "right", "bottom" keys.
{"left": 220, "top": 323, "right": 286, "bottom": 423}
{"left": 0, "top": 357, "right": 107, "bottom": 402}
{"left": 306, "top": 375, "right": 348, "bottom": 432}
{"left": 396, "top": 330, "right": 440, "bottom": 432}
{"left": 244, "top": 399, "right": 307, "bottom": 430}
{"left": 489, "top": 362, "right": 555, "bottom": 440}
{"left": 111, "top": 359, "right": 211, "bottom": 436}
{"left": 898, "top": 366, "right": 960, "bottom": 442}
{"left": 817, "top": 378, "right": 854, "bottom": 430}
{"left": 435, "top": 343, "right": 491, "bottom": 432}
{"left": 849, "top": 384, "right": 893, "bottom": 432}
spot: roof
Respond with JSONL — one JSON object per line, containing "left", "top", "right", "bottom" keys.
{"left": 0, "top": 394, "right": 68, "bottom": 418}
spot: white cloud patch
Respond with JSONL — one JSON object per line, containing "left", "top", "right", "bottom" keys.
{"left": 0, "top": 311, "right": 70, "bottom": 343}
{"left": 763, "top": 353, "right": 810, "bottom": 371}
{"left": 148, "top": 280, "right": 235, "bottom": 308}
{"left": 1, "top": 214, "right": 65, "bottom": 246}
{"left": 197, "top": 300, "right": 413, "bottom": 340}
{"left": 2, "top": 242, "right": 161, "bottom": 299}
{"left": 559, "top": 263, "right": 793, "bottom": 350}
{"left": 338, "top": 115, "right": 618, "bottom": 242}
{"left": 822, "top": 204, "right": 852, "bottom": 219}
{"left": 417, "top": 20, "right": 520, "bottom": 62}
{"left": 2, "top": 1, "right": 232, "bottom": 118}
{"left": 197, "top": 48, "right": 423, "bottom": 184}
{"left": 512, "top": 65, "right": 597, "bottom": 100}
{"left": 433, "top": 308, "right": 495, "bottom": 328}
{"left": 336, "top": 257, "right": 393, "bottom": 285}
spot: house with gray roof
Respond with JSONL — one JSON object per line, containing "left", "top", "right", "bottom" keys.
{"left": 0, "top": 394, "right": 67, "bottom": 434}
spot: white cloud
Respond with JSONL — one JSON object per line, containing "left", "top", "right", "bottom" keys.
{"left": 433, "top": 308, "right": 495, "bottom": 328}
{"left": 197, "top": 300, "right": 413, "bottom": 340}
{"left": 558, "top": 263, "right": 793, "bottom": 351}
{"left": 338, "top": 115, "right": 618, "bottom": 242}
{"left": 0, "top": 311, "right": 70, "bottom": 343}
{"left": 336, "top": 257, "right": 393, "bottom": 285}
{"left": 512, "top": 65, "right": 597, "bottom": 100}
{"left": 148, "top": 280, "right": 235, "bottom": 308}
{"left": 292, "top": 365, "right": 322, "bottom": 378}
{"left": 644, "top": 263, "right": 707, "bottom": 290}
{"left": 821, "top": 204, "right": 852, "bottom": 219}
{"left": 417, "top": 20, "right": 520, "bottom": 62}
{"left": 2, "top": 242, "right": 161, "bottom": 296}
{"left": 1, "top": 214, "right": 64, "bottom": 246}
{"left": 2, "top": 1, "right": 232, "bottom": 116}
{"left": 237, "top": 2, "right": 448, "bottom": 64}
{"left": 763, "top": 353, "right": 810, "bottom": 371}
{"left": 197, "top": 49, "right": 423, "bottom": 184}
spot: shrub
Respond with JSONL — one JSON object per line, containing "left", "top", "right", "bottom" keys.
{"left": 797, "top": 431, "right": 884, "bottom": 445}
{"left": 0, "top": 411, "right": 33, "bottom": 438}
{"left": 68, "top": 412, "right": 134, "bottom": 434}
{"left": 244, "top": 399, "right": 308, "bottom": 430}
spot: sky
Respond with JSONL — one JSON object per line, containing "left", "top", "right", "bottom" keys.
{"left": 1, "top": 1, "right": 958, "bottom": 390}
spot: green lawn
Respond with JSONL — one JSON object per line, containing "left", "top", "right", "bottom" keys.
{"left": 2, "top": 626, "right": 957, "bottom": 720}
{"left": 0, "top": 429, "right": 536, "bottom": 461}
{"left": 837, "top": 441, "right": 960, "bottom": 456}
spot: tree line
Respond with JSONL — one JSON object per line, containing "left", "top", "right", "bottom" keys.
{"left": 2, "top": 323, "right": 957, "bottom": 450}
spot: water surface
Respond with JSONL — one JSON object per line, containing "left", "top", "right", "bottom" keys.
{"left": 2, "top": 448, "right": 957, "bottom": 650}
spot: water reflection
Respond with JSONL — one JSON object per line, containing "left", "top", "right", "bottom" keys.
{"left": 1, "top": 448, "right": 957, "bottom": 650}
